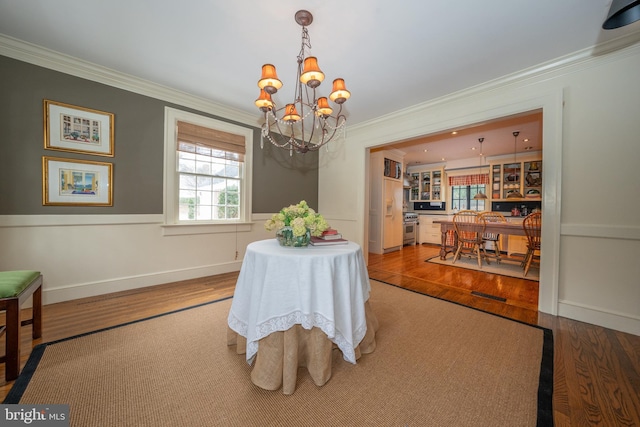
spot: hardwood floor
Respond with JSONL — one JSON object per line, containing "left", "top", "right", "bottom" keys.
{"left": 1, "top": 252, "right": 639, "bottom": 426}
{"left": 368, "top": 243, "right": 540, "bottom": 322}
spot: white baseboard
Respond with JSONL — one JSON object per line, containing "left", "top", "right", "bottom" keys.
{"left": 558, "top": 300, "right": 640, "bottom": 336}
{"left": 42, "top": 262, "right": 242, "bottom": 305}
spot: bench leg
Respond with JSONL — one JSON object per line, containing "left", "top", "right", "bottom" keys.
{"left": 5, "top": 300, "right": 20, "bottom": 381}
{"left": 33, "top": 285, "right": 42, "bottom": 339}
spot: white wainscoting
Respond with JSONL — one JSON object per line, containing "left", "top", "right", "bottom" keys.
{"left": 558, "top": 223, "right": 640, "bottom": 336}
{"left": 0, "top": 214, "right": 274, "bottom": 305}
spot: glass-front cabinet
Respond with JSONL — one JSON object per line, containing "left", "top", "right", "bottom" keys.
{"left": 490, "top": 159, "right": 542, "bottom": 201}
{"left": 502, "top": 162, "right": 522, "bottom": 199}
{"left": 408, "top": 167, "right": 444, "bottom": 202}
{"left": 522, "top": 160, "right": 542, "bottom": 199}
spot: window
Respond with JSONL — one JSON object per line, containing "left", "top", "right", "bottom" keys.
{"left": 449, "top": 173, "right": 488, "bottom": 211}
{"left": 164, "top": 108, "right": 253, "bottom": 226}
{"left": 451, "top": 185, "right": 486, "bottom": 211}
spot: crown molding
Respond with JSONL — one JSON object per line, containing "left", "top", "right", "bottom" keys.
{"left": 348, "top": 31, "right": 640, "bottom": 136}
{"left": 0, "top": 34, "right": 259, "bottom": 127}
{"left": 2, "top": 30, "right": 639, "bottom": 133}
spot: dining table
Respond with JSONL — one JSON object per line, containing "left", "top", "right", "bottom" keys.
{"left": 226, "top": 238, "right": 378, "bottom": 395}
{"left": 433, "top": 219, "right": 527, "bottom": 260}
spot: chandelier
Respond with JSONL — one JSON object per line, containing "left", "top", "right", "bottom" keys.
{"left": 254, "top": 10, "right": 350, "bottom": 155}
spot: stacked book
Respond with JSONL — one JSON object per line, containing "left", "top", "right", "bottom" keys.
{"left": 310, "top": 229, "right": 348, "bottom": 246}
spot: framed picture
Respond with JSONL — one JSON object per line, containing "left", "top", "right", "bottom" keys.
{"left": 42, "top": 156, "right": 113, "bottom": 206}
{"left": 43, "top": 99, "right": 114, "bottom": 157}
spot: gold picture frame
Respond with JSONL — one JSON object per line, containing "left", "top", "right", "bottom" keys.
{"left": 43, "top": 99, "right": 115, "bottom": 157}
{"left": 42, "top": 156, "right": 113, "bottom": 206}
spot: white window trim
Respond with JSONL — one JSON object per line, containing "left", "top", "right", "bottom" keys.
{"left": 163, "top": 107, "right": 253, "bottom": 233}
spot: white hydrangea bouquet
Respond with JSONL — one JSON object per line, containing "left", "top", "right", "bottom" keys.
{"left": 264, "top": 200, "right": 329, "bottom": 246}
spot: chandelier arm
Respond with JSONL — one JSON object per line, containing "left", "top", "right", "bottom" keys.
{"left": 264, "top": 129, "right": 303, "bottom": 151}
{"left": 262, "top": 127, "right": 295, "bottom": 149}
{"left": 318, "top": 104, "right": 348, "bottom": 132}
{"left": 264, "top": 114, "right": 297, "bottom": 149}
{"left": 315, "top": 117, "right": 344, "bottom": 146}
{"left": 263, "top": 110, "right": 312, "bottom": 152}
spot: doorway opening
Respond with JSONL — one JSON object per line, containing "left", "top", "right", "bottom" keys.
{"left": 366, "top": 108, "right": 550, "bottom": 314}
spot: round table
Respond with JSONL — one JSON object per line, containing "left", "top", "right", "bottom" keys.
{"left": 227, "top": 239, "right": 377, "bottom": 394}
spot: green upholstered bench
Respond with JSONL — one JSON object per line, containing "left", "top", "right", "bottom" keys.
{"left": 0, "top": 271, "right": 43, "bottom": 381}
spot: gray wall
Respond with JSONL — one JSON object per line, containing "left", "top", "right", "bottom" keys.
{"left": 0, "top": 55, "right": 318, "bottom": 215}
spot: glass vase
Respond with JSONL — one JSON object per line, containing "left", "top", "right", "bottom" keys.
{"left": 276, "top": 226, "right": 311, "bottom": 247}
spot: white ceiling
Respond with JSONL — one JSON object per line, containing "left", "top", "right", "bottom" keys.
{"left": 1, "top": 0, "right": 639, "bottom": 162}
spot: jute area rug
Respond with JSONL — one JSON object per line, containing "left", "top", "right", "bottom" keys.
{"left": 5, "top": 281, "right": 553, "bottom": 427}
{"left": 426, "top": 255, "right": 540, "bottom": 281}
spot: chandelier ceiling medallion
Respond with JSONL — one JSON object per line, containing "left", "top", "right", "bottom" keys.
{"left": 254, "top": 10, "right": 351, "bottom": 155}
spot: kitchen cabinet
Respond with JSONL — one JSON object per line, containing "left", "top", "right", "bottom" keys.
{"left": 505, "top": 217, "right": 528, "bottom": 256}
{"left": 507, "top": 235, "right": 529, "bottom": 257}
{"left": 369, "top": 150, "right": 404, "bottom": 254}
{"left": 407, "top": 167, "right": 445, "bottom": 202}
{"left": 490, "top": 159, "right": 542, "bottom": 201}
{"left": 418, "top": 214, "right": 448, "bottom": 244}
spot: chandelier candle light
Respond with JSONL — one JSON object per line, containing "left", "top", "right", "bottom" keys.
{"left": 255, "top": 10, "right": 351, "bottom": 155}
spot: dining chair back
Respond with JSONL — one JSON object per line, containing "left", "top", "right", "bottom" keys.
{"left": 479, "top": 211, "right": 507, "bottom": 263}
{"left": 522, "top": 212, "right": 542, "bottom": 276}
{"left": 452, "top": 210, "right": 489, "bottom": 268}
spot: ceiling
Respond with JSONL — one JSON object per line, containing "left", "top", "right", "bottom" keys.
{"left": 1, "top": 1, "right": 639, "bottom": 162}
{"left": 382, "top": 110, "right": 543, "bottom": 167}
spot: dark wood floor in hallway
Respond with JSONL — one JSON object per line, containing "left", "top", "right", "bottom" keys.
{"left": 368, "top": 243, "right": 540, "bottom": 324}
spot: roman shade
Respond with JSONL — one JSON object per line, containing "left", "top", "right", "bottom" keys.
{"left": 177, "top": 121, "right": 246, "bottom": 161}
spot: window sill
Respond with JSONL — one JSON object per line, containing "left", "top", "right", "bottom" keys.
{"left": 161, "top": 222, "right": 253, "bottom": 236}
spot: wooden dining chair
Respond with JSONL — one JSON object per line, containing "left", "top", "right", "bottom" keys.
{"left": 522, "top": 212, "right": 542, "bottom": 276}
{"left": 479, "top": 211, "right": 507, "bottom": 263}
{"left": 452, "top": 210, "right": 489, "bottom": 268}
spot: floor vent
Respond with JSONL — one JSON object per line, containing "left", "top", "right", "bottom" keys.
{"left": 471, "top": 291, "right": 507, "bottom": 302}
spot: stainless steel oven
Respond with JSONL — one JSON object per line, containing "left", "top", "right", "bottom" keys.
{"left": 403, "top": 213, "right": 418, "bottom": 246}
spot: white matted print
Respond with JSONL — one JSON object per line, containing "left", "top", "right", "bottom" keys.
{"left": 42, "top": 156, "right": 113, "bottom": 206}
{"left": 44, "top": 99, "right": 114, "bottom": 157}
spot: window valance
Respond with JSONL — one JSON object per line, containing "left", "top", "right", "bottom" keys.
{"left": 448, "top": 174, "right": 489, "bottom": 186}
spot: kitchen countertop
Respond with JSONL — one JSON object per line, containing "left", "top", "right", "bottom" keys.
{"left": 410, "top": 211, "right": 529, "bottom": 219}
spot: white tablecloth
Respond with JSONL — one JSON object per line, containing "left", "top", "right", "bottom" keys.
{"left": 227, "top": 239, "right": 371, "bottom": 365}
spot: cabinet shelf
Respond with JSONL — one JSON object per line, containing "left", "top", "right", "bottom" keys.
{"left": 490, "top": 159, "right": 542, "bottom": 202}
{"left": 407, "top": 167, "right": 444, "bottom": 202}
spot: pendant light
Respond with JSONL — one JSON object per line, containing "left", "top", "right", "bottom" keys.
{"left": 474, "top": 137, "right": 487, "bottom": 200}
{"left": 602, "top": 0, "right": 640, "bottom": 29}
{"left": 506, "top": 131, "right": 524, "bottom": 199}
